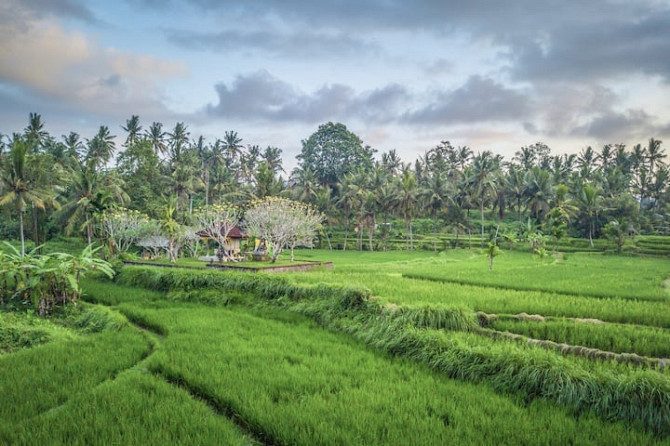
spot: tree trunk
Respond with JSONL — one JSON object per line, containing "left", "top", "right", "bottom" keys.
{"left": 19, "top": 211, "right": 25, "bottom": 258}
{"left": 290, "top": 247, "right": 294, "bottom": 262}
{"left": 480, "top": 201, "right": 485, "bottom": 248}
{"left": 432, "top": 214, "right": 437, "bottom": 252}
{"left": 325, "top": 231, "right": 332, "bottom": 250}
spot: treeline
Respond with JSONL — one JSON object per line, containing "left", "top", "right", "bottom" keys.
{"left": 0, "top": 114, "right": 667, "bottom": 252}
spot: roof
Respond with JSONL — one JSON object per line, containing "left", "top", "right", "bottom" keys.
{"left": 196, "top": 225, "right": 248, "bottom": 239}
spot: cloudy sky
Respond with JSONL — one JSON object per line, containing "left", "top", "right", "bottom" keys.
{"left": 1, "top": 0, "right": 669, "bottom": 170}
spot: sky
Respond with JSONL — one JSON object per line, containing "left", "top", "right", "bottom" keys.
{"left": 1, "top": 0, "right": 669, "bottom": 171}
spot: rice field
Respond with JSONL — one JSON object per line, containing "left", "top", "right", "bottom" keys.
{"left": 2, "top": 246, "right": 670, "bottom": 444}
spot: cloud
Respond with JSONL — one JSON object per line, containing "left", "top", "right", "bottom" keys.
{"left": 166, "top": 28, "right": 379, "bottom": 58}
{"left": 402, "top": 76, "right": 530, "bottom": 124}
{"left": 510, "top": 9, "right": 670, "bottom": 82}
{"left": 2, "top": 0, "right": 98, "bottom": 25}
{"left": 0, "top": 18, "right": 188, "bottom": 122}
{"left": 205, "top": 71, "right": 409, "bottom": 123}
{"left": 572, "top": 109, "right": 665, "bottom": 141}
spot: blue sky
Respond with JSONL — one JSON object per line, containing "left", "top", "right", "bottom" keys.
{"left": 1, "top": 0, "right": 669, "bottom": 171}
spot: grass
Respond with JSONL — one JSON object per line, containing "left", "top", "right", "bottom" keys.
{"left": 489, "top": 317, "right": 670, "bottom": 358}
{"left": 4, "top": 371, "right": 254, "bottom": 446}
{"left": 4, "top": 244, "right": 670, "bottom": 443}
{"left": 0, "top": 325, "right": 149, "bottom": 434}
{"left": 119, "top": 302, "right": 662, "bottom": 445}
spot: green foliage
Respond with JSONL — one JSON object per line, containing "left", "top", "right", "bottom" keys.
{"left": 121, "top": 303, "right": 658, "bottom": 445}
{"left": 490, "top": 317, "right": 670, "bottom": 358}
{"left": 0, "top": 243, "right": 114, "bottom": 315}
{"left": 297, "top": 122, "right": 375, "bottom": 189}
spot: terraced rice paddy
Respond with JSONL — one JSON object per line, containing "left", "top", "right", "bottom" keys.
{"left": 2, "top": 247, "right": 670, "bottom": 444}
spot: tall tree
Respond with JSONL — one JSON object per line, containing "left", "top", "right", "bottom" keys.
{"left": 146, "top": 122, "right": 167, "bottom": 156}
{"left": 296, "top": 122, "right": 375, "bottom": 190}
{"left": 121, "top": 115, "right": 142, "bottom": 147}
{"left": 0, "top": 137, "right": 59, "bottom": 256}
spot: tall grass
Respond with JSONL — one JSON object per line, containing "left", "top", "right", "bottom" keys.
{"left": 4, "top": 372, "right": 253, "bottom": 446}
{"left": 123, "top": 303, "right": 660, "bottom": 445}
{"left": 0, "top": 326, "right": 149, "bottom": 431}
{"left": 110, "top": 268, "right": 670, "bottom": 435}
{"left": 489, "top": 317, "right": 670, "bottom": 358}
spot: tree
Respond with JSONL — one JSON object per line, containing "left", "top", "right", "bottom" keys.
{"left": 192, "top": 204, "right": 241, "bottom": 261}
{"left": 86, "top": 126, "right": 116, "bottom": 169}
{"left": 145, "top": 122, "right": 167, "bottom": 156}
{"left": 395, "top": 167, "right": 418, "bottom": 250}
{"left": 603, "top": 217, "right": 634, "bottom": 254}
{"left": 244, "top": 197, "right": 322, "bottom": 263}
{"left": 472, "top": 151, "right": 499, "bottom": 247}
{"left": 121, "top": 115, "right": 142, "bottom": 147}
{"left": 0, "top": 137, "right": 59, "bottom": 256}
{"left": 577, "top": 184, "right": 602, "bottom": 248}
{"left": 296, "top": 122, "right": 375, "bottom": 190}
{"left": 485, "top": 241, "right": 501, "bottom": 270}
{"left": 100, "top": 208, "right": 149, "bottom": 256}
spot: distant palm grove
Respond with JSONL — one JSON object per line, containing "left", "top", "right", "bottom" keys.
{"left": 1, "top": 113, "right": 667, "bottom": 252}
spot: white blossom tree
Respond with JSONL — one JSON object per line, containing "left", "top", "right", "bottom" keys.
{"left": 100, "top": 208, "right": 149, "bottom": 256}
{"left": 244, "top": 197, "right": 322, "bottom": 263}
{"left": 192, "top": 204, "right": 241, "bottom": 261}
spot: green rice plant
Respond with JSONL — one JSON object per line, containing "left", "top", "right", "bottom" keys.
{"left": 3, "top": 372, "right": 254, "bottom": 446}
{"left": 387, "top": 305, "right": 478, "bottom": 332}
{"left": 122, "top": 303, "right": 660, "bottom": 445}
{"left": 399, "top": 250, "right": 670, "bottom": 302}
{"left": 489, "top": 317, "right": 670, "bottom": 358}
{"left": 64, "top": 304, "right": 129, "bottom": 333}
{"left": 286, "top": 269, "right": 670, "bottom": 328}
{"left": 0, "top": 311, "right": 75, "bottom": 353}
{"left": 0, "top": 326, "right": 149, "bottom": 430}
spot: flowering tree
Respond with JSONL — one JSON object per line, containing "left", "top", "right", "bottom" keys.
{"left": 100, "top": 208, "right": 149, "bottom": 256}
{"left": 244, "top": 197, "right": 322, "bottom": 262}
{"left": 192, "top": 204, "right": 241, "bottom": 261}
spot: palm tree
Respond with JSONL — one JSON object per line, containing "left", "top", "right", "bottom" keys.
{"left": 261, "top": 146, "right": 284, "bottom": 174}
{"left": 0, "top": 137, "right": 59, "bottom": 256}
{"left": 420, "top": 171, "right": 448, "bottom": 251}
{"left": 168, "top": 122, "right": 189, "bottom": 162}
{"left": 54, "top": 159, "right": 127, "bottom": 245}
{"left": 223, "top": 130, "right": 243, "bottom": 167}
{"left": 524, "top": 167, "right": 553, "bottom": 222}
{"left": 121, "top": 115, "right": 142, "bottom": 147}
{"left": 24, "top": 112, "right": 49, "bottom": 152}
{"left": 146, "top": 122, "right": 167, "bottom": 156}
{"left": 290, "top": 167, "right": 319, "bottom": 204}
{"left": 646, "top": 138, "right": 665, "bottom": 176}
{"left": 472, "top": 151, "right": 498, "bottom": 247}
{"left": 395, "top": 166, "right": 418, "bottom": 250}
{"left": 62, "top": 132, "right": 84, "bottom": 162}
{"left": 314, "top": 185, "right": 336, "bottom": 249}
{"left": 577, "top": 184, "right": 601, "bottom": 247}
{"left": 86, "top": 126, "right": 116, "bottom": 169}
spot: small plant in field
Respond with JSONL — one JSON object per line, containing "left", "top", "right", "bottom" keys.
{"left": 484, "top": 242, "right": 501, "bottom": 270}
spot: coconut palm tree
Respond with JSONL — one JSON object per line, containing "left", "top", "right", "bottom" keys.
{"left": 54, "top": 158, "right": 127, "bottom": 245}
{"left": 576, "top": 183, "right": 601, "bottom": 247}
{"left": 121, "top": 115, "right": 142, "bottom": 147}
{"left": 420, "top": 171, "right": 448, "bottom": 251}
{"left": 86, "top": 126, "right": 116, "bottom": 169}
{"left": 0, "top": 137, "right": 59, "bottom": 256}
{"left": 146, "top": 122, "right": 167, "bottom": 156}
{"left": 395, "top": 166, "right": 418, "bottom": 250}
{"left": 24, "top": 112, "right": 49, "bottom": 152}
{"left": 471, "top": 151, "right": 499, "bottom": 247}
